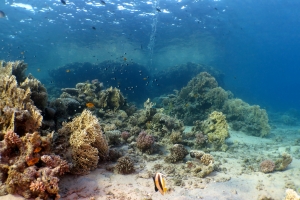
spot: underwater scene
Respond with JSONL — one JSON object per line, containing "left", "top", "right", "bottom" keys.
{"left": 1, "top": 0, "right": 300, "bottom": 199}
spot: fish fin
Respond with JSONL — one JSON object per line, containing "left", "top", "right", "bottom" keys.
{"left": 153, "top": 177, "right": 158, "bottom": 192}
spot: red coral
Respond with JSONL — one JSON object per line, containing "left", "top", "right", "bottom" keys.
{"left": 4, "top": 130, "right": 22, "bottom": 146}
{"left": 41, "top": 155, "right": 70, "bottom": 175}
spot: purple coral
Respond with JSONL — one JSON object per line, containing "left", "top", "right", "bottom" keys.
{"left": 260, "top": 160, "right": 275, "bottom": 173}
{"left": 136, "top": 131, "right": 155, "bottom": 152}
{"left": 195, "top": 131, "right": 208, "bottom": 146}
{"left": 121, "top": 131, "right": 130, "bottom": 142}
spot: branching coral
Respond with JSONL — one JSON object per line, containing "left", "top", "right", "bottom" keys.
{"left": 0, "top": 75, "right": 42, "bottom": 135}
{"left": 20, "top": 76, "right": 48, "bottom": 111}
{"left": 58, "top": 109, "right": 109, "bottom": 174}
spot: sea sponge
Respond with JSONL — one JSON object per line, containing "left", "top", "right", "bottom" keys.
{"left": 260, "top": 160, "right": 275, "bottom": 173}
{"left": 115, "top": 156, "right": 135, "bottom": 174}
{"left": 165, "top": 144, "right": 188, "bottom": 163}
{"left": 60, "top": 109, "right": 109, "bottom": 174}
{"left": 136, "top": 131, "right": 155, "bottom": 153}
{"left": 200, "top": 153, "right": 214, "bottom": 166}
{"left": 0, "top": 75, "right": 42, "bottom": 135}
{"left": 200, "top": 111, "right": 229, "bottom": 151}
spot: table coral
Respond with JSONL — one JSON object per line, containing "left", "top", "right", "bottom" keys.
{"left": 59, "top": 109, "right": 109, "bottom": 174}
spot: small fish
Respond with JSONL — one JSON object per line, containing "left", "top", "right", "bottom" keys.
{"left": 34, "top": 147, "right": 42, "bottom": 153}
{"left": 37, "top": 68, "right": 41, "bottom": 72}
{"left": 123, "top": 57, "right": 127, "bottom": 61}
{"left": 156, "top": 8, "right": 161, "bottom": 12}
{"left": 92, "top": 26, "right": 96, "bottom": 30}
{"left": 143, "top": 77, "right": 148, "bottom": 80}
{"left": 61, "top": 0, "right": 66, "bottom": 5}
{"left": 66, "top": 69, "right": 70, "bottom": 73}
{"left": 0, "top": 11, "right": 6, "bottom": 18}
{"left": 100, "top": 0, "right": 106, "bottom": 5}
{"left": 153, "top": 172, "right": 167, "bottom": 195}
{"left": 86, "top": 102, "right": 95, "bottom": 108}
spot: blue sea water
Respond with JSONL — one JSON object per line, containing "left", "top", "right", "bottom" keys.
{"left": 0, "top": 0, "right": 300, "bottom": 112}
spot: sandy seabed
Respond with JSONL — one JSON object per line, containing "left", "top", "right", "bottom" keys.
{"left": 3, "top": 125, "right": 300, "bottom": 200}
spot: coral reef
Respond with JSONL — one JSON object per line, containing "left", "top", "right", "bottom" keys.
{"left": 192, "top": 111, "right": 229, "bottom": 151}
{"left": 136, "top": 131, "right": 155, "bottom": 154}
{"left": 223, "top": 99, "right": 271, "bottom": 137}
{"left": 114, "top": 156, "right": 135, "bottom": 174}
{"left": 0, "top": 60, "right": 27, "bottom": 83}
{"left": 20, "top": 76, "right": 48, "bottom": 111}
{"left": 164, "top": 144, "right": 188, "bottom": 163}
{"left": 156, "top": 72, "right": 271, "bottom": 137}
{"left": 0, "top": 75, "right": 42, "bottom": 136}
{"left": 57, "top": 109, "right": 109, "bottom": 174}
{"left": 260, "top": 160, "right": 275, "bottom": 173}
{"left": 0, "top": 130, "right": 67, "bottom": 199}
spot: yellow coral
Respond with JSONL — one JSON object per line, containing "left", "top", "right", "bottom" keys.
{"left": 62, "top": 109, "right": 109, "bottom": 174}
{"left": 0, "top": 75, "right": 42, "bottom": 135}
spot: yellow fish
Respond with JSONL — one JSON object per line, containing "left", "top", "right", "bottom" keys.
{"left": 153, "top": 172, "right": 167, "bottom": 195}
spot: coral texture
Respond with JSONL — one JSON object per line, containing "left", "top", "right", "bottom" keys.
{"left": 115, "top": 156, "right": 135, "bottom": 174}
{"left": 260, "top": 160, "right": 275, "bottom": 173}
{"left": 58, "top": 109, "right": 109, "bottom": 174}
{"left": 0, "top": 60, "right": 27, "bottom": 83}
{"left": 136, "top": 131, "right": 155, "bottom": 153}
{"left": 200, "top": 153, "right": 214, "bottom": 166}
{"left": 20, "top": 76, "right": 48, "bottom": 111}
{"left": 275, "top": 153, "right": 293, "bottom": 171}
{"left": 0, "top": 75, "right": 42, "bottom": 135}
{"left": 285, "top": 189, "right": 300, "bottom": 200}
{"left": 164, "top": 144, "right": 188, "bottom": 163}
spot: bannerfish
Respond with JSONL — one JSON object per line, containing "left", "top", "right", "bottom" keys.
{"left": 153, "top": 172, "right": 167, "bottom": 195}
{"left": 0, "top": 11, "right": 6, "bottom": 18}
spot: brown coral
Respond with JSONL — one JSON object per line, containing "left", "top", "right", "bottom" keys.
{"left": 164, "top": 144, "right": 188, "bottom": 163}
{"left": 59, "top": 109, "right": 109, "bottom": 174}
{"left": 0, "top": 75, "right": 42, "bottom": 135}
{"left": 260, "top": 160, "right": 275, "bottom": 173}
{"left": 136, "top": 131, "right": 155, "bottom": 153}
{"left": 200, "top": 153, "right": 214, "bottom": 166}
{"left": 115, "top": 156, "right": 135, "bottom": 174}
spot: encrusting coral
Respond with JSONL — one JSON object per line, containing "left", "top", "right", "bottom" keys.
{"left": 57, "top": 109, "right": 109, "bottom": 174}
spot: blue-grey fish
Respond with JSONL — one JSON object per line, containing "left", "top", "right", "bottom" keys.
{"left": 0, "top": 11, "right": 6, "bottom": 18}
{"left": 100, "top": 0, "right": 106, "bottom": 5}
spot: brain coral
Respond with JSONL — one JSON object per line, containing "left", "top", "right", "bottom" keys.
{"left": 60, "top": 109, "right": 109, "bottom": 174}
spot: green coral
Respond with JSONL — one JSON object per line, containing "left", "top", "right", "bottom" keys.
{"left": 200, "top": 111, "right": 229, "bottom": 151}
